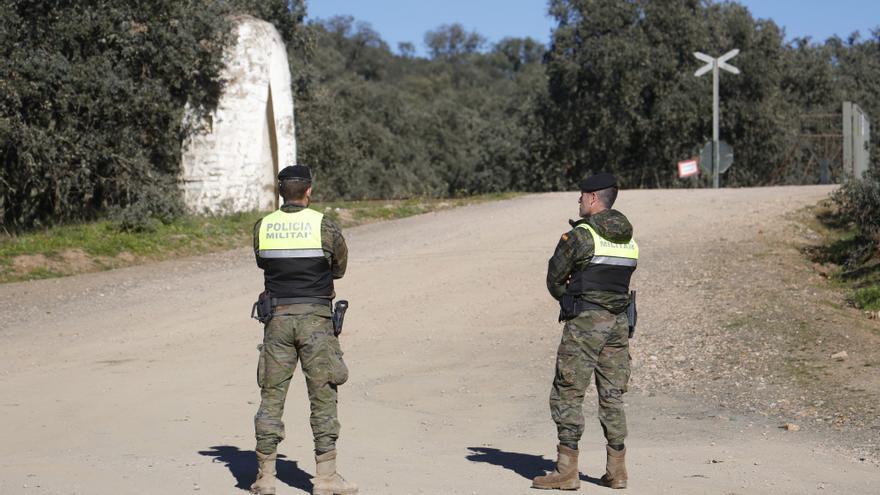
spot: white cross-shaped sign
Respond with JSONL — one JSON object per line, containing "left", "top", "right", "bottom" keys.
{"left": 694, "top": 49, "right": 740, "bottom": 76}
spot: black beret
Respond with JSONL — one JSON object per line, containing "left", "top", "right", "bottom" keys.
{"left": 278, "top": 165, "right": 312, "bottom": 183}
{"left": 578, "top": 172, "right": 617, "bottom": 192}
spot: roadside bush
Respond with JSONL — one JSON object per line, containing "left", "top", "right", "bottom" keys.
{"left": 851, "top": 286, "right": 880, "bottom": 311}
{"left": 108, "top": 179, "right": 185, "bottom": 233}
{"left": 832, "top": 171, "right": 880, "bottom": 244}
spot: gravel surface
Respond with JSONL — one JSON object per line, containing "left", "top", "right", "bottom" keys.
{"left": 1, "top": 185, "right": 877, "bottom": 495}
{"left": 627, "top": 187, "right": 880, "bottom": 462}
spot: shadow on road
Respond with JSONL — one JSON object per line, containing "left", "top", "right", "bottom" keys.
{"left": 466, "top": 446, "right": 600, "bottom": 485}
{"left": 198, "top": 445, "right": 313, "bottom": 493}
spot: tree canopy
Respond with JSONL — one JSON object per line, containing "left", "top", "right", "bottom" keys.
{"left": 540, "top": 0, "right": 879, "bottom": 188}
{"left": 291, "top": 19, "right": 545, "bottom": 200}
{"left": 2, "top": 0, "right": 878, "bottom": 231}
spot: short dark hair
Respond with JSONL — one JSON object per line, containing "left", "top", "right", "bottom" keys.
{"left": 595, "top": 186, "right": 618, "bottom": 208}
{"left": 280, "top": 179, "right": 310, "bottom": 202}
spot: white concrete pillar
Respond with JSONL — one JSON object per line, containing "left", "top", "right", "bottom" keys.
{"left": 180, "top": 16, "right": 296, "bottom": 213}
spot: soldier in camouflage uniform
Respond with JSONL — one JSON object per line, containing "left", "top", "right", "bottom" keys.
{"left": 533, "top": 172, "right": 637, "bottom": 491}
{"left": 250, "top": 165, "right": 357, "bottom": 495}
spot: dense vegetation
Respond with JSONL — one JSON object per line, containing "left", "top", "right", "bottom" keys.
{"left": 2, "top": 0, "right": 879, "bottom": 232}
{"left": 808, "top": 167, "right": 880, "bottom": 312}
{"left": 292, "top": 18, "right": 545, "bottom": 199}
{"left": 540, "top": 0, "right": 880, "bottom": 188}
{"left": 0, "top": 0, "right": 308, "bottom": 230}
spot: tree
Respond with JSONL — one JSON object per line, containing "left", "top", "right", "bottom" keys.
{"left": 424, "top": 24, "right": 486, "bottom": 60}
{"left": 397, "top": 42, "right": 416, "bottom": 58}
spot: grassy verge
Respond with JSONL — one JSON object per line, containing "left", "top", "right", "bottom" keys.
{"left": 803, "top": 200, "right": 880, "bottom": 312}
{"left": 0, "top": 193, "right": 519, "bottom": 283}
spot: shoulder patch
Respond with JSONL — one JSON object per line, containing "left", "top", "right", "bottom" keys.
{"left": 561, "top": 233, "right": 569, "bottom": 242}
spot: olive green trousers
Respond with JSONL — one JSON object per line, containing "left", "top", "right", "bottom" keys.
{"left": 254, "top": 304, "right": 349, "bottom": 455}
{"left": 550, "top": 309, "right": 631, "bottom": 446}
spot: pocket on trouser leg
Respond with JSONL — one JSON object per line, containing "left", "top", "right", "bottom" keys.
{"left": 329, "top": 348, "right": 349, "bottom": 386}
{"left": 554, "top": 351, "right": 586, "bottom": 391}
{"left": 301, "top": 320, "right": 348, "bottom": 387}
{"left": 551, "top": 351, "right": 588, "bottom": 443}
{"left": 256, "top": 343, "right": 266, "bottom": 388}
{"left": 608, "top": 347, "right": 631, "bottom": 394}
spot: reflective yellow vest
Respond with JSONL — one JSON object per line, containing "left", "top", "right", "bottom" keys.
{"left": 578, "top": 223, "right": 638, "bottom": 266}
{"left": 257, "top": 208, "right": 324, "bottom": 258}
{"left": 567, "top": 223, "right": 639, "bottom": 294}
{"left": 257, "top": 208, "right": 333, "bottom": 298}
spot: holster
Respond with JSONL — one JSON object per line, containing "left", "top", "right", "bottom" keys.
{"left": 626, "top": 290, "right": 638, "bottom": 338}
{"left": 251, "top": 291, "right": 274, "bottom": 324}
{"left": 332, "top": 300, "right": 349, "bottom": 336}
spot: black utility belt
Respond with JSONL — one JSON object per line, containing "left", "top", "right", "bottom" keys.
{"left": 253, "top": 293, "right": 330, "bottom": 324}
{"left": 271, "top": 297, "right": 332, "bottom": 307}
{"left": 557, "top": 292, "right": 638, "bottom": 340}
{"left": 558, "top": 294, "right": 610, "bottom": 322}
{"left": 574, "top": 301, "right": 608, "bottom": 314}
{"left": 252, "top": 293, "right": 350, "bottom": 336}
{"left": 571, "top": 299, "right": 606, "bottom": 313}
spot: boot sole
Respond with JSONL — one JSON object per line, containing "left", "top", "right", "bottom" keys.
{"left": 531, "top": 482, "right": 581, "bottom": 490}
{"left": 600, "top": 480, "right": 627, "bottom": 489}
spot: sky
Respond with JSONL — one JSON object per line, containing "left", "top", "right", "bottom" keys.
{"left": 306, "top": 0, "right": 880, "bottom": 55}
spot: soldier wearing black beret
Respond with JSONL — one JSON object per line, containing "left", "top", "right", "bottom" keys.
{"left": 276, "top": 164, "right": 313, "bottom": 182}
{"left": 533, "top": 172, "right": 639, "bottom": 491}
{"left": 249, "top": 164, "right": 358, "bottom": 495}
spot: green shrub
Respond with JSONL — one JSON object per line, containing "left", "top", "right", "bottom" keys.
{"left": 108, "top": 179, "right": 185, "bottom": 233}
{"left": 851, "top": 286, "right": 880, "bottom": 311}
{"left": 832, "top": 172, "right": 880, "bottom": 243}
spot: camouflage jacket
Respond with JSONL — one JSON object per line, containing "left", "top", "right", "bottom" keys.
{"left": 546, "top": 208, "right": 634, "bottom": 313}
{"left": 253, "top": 203, "right": 348, "bottom": 280}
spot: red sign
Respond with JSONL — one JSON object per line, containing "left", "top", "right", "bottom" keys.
{"left": 678, "top": 158, "right": 700, "bottom": 178}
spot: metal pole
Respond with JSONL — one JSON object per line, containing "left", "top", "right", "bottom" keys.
{"left": 695, "top": 49, "right": 738, "bottom": 188}
{"left": 712, "top": 60, "right": 720, "bottom": 189}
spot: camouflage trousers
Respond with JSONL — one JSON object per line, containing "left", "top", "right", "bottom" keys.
{"left": 254, "top": 303, "right": 349, "bottom": 455}
{"left": 550, "top": 309, "right": 631, "bottom": 446}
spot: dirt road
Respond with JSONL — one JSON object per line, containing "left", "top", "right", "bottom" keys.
{"left": 1, "top": 186, "right": 877, "bottom": 494}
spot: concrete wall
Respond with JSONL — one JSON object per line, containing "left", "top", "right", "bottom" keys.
{"left": 180, "top": 16, "right": 295, "bottom": 213}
